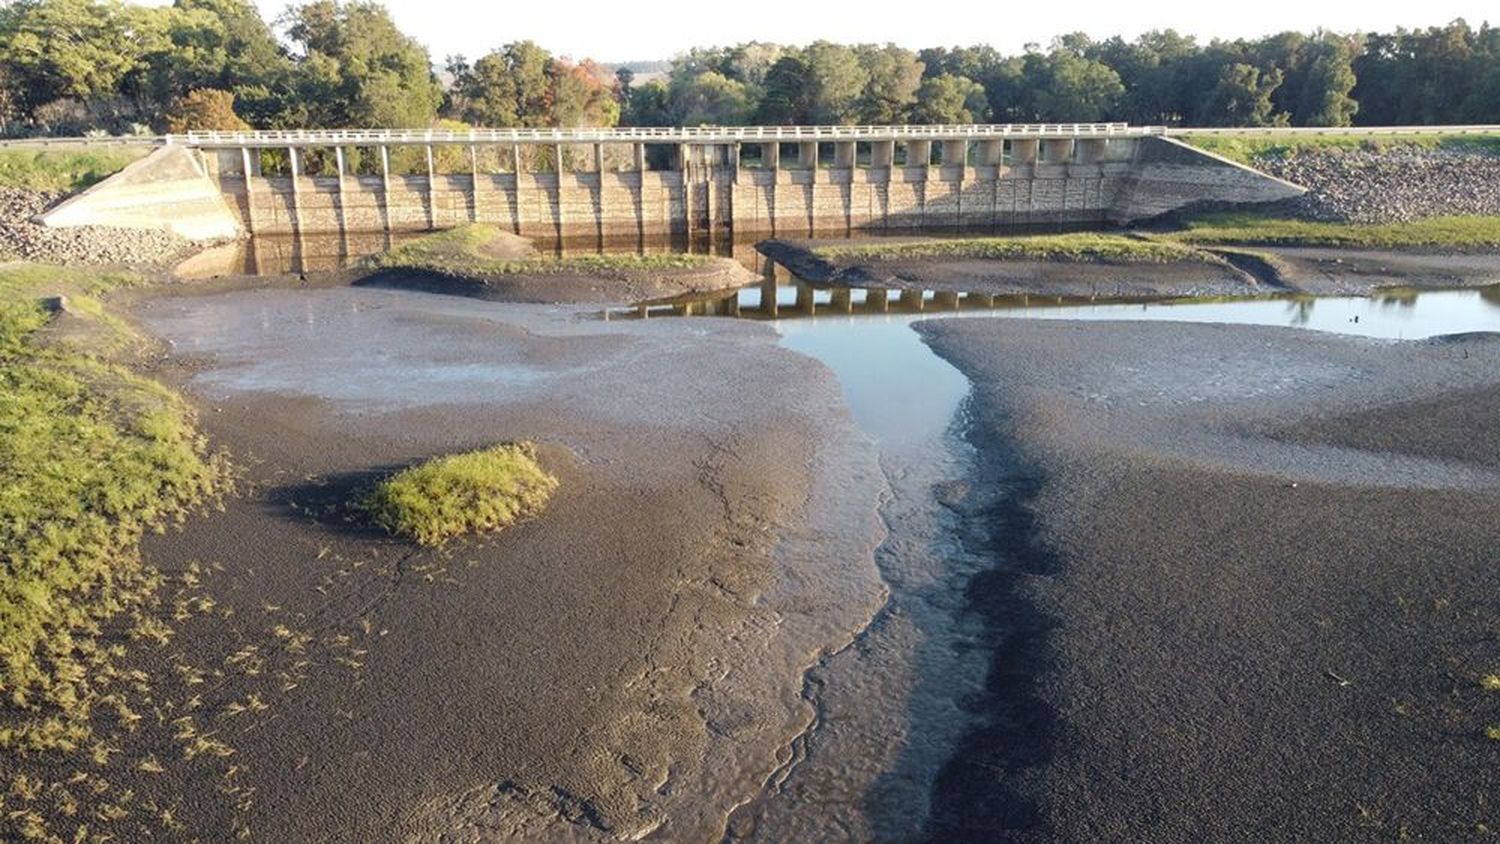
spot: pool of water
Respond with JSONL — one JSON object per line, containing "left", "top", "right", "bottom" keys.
{"left": 619, "top": 283, "right": 1500, "bottom": 446}
{"left": 648, "top": 280, "right": 1500, "bottom": 839}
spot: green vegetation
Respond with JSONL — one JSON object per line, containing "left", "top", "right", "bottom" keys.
{"left": 1184, "top": 132, "right": 1500, "bottom": 165}
{"left": 0, "top": 145, "right": 147, "bottom": 192}
{"left": 1166, "top": 213, "right": 1500, "bottom": 249}
{"left": 813, "top": 233, "right": 1203, "bottom": 264}
{"left": 0, "top": 0, "right": 1498, "bottom": 138}
{"left": 0, "top": 263, "right": 230, "bottom": 753}
{"left": 371, "top": 224, "right": 714, "bottom": 278}
{"left": 364, "top": 443, "right": 557, "bottom": 547}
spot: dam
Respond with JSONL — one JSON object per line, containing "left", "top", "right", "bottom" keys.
{"left": 39, "top": 124, "right": 1305, "bottom": 245}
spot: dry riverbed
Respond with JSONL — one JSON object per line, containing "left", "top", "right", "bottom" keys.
{"left": 31, "top": 277, "right": 890, "bottom": 841}
{"left": 917, "top": 319, "right": 1500, "bottom": 841}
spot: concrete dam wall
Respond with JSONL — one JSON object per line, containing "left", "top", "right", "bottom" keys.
{"left": 39, "top": 126, "right": 1305, "bottom": 244}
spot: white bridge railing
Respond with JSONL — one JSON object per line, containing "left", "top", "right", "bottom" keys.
{"left": 170, "top": 123, "right": 1146, "bottom": 147}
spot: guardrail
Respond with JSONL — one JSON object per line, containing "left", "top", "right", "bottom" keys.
{"left": 1166, "top": 125, "right": 1500, "bottom": 136}
{"left": 5, "top": 124, "right": 1498, "bottom": 150}
{"left": 170, "top": 123, "right": 1143, "bottom": 147}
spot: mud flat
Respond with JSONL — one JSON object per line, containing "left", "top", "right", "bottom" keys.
{"left": 761, "top": 237, "right": 1500, "bottom": 299}
{"left": 107, "top": 283, "right": 887, "bottom": 841}
{"left": 916, "top": 319, "right": 1500, "bottom": 841}
{"left": 760, "top": 237, "right": 1260, "bottom": 299}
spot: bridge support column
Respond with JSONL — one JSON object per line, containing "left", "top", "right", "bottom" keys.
{"left": 468, "top": 144, "right": 482, "bottom": 223}
{"left": 287, "top": 146, "right": 303, "bottom": 234}
{"left": 899, "top": 288, "right": 924, "bottom": 311}
{"left": 866, "top": 287, "right": 888, "bottom": 312}
{"left": 334, "top": 146, "right": 349, "bottom": 234}
{"left": 760, "top": 274, "right": 778, "bottom": 318}
{"left": 379, "top": 145, "right": 392, "bottom": 233}
{"left": 512, "top": 143, "right": 524, "bottom": 173}
{"left": 906, "top": 140, "right": 932, "bottom": 176}
{"left": 239, "top": 147, "right": 257, "bottom": 234}
{"left": 633, "top": 143, "right": 646, "bottom": 172}
{"left": 1009, "top": 139, "right": 1038, "bottom": 166}
{"left": 978, "top": 140, "right": 1003, "bottom": 167}
{"left": 795, "top": 281, "right": 815, "bottom": 315}
{"left": 870, "top": 141, "right": 894, "bottom": 168}
{"left": 933, "top": 290, "right": 960, "bottom": 310}
{"left": 941, "top": 140, "right": 967, "bottom": 167}
{"left": 830, "top": 287, "right": 852, "bottom": 313}
{"left": 424, "top": 144, "right": 437, "bottom": 230}
{"left": 1075, "top": 138, "right": 1107, "bottom": 164}
{"left": 834, "top": 141, "right": 855, "bottom": 169}
{"left": 798, "top": 141, "right": 817, "bottom": 170}
{"left": 594, "top": 143, "right": 605, "bottom": 173}
{"left": 1040, "top": 138, "right": 1074, "bottom": 164}
{"left": 762, "top": 142, "right": 780, "bottom": 170}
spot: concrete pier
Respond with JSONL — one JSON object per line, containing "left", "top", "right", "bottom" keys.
{"left": 44, "top": 124, "right": 1307, "bottom": 243}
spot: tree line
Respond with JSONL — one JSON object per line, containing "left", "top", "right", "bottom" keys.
{"left": 0, "top": 0, "right": 1495, "bottom": 137}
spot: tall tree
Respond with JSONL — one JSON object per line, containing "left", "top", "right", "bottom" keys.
{"left": 912, "top": 74, "right": 987, "bottom": 123}
{"left": 855, "top": 43, "right": 923, "bottom": 123}
{"left": 1201, "top": 63, "right": 1284, "bottom": 126}
{"left": 282, "top": 0, "right": 442, "bottom": 127}
{"left": 802, "top": 41, "right": 869, "bottom": 124}
{"left": 756, "top": 54, "right": 812, "bottom": 124}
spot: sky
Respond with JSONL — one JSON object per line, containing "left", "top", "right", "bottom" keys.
{"left": 242, "top": 0, "right": 1497, "bottom": 63}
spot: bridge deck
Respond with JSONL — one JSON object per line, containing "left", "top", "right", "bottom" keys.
{"left": 173, "top": 123, "right": 1145, "bottom": 148}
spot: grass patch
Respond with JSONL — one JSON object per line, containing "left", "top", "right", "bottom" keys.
{"left": 1183, "top": 132, "right": 1500, "bottom": 166}
{"left": 0, "top": 145, "right": 149, "bottom": 192}
{"left": 0, "top": 263, "right": 230, "bottom": 753}
{"left": 371, "top": 223, "right": 714, "bottom": 277}
{"left": 812, "top": 233, "right": 1204, "bottom": 264}
{"left": 364, "top": 443, "right": 557, "bottom": 547}
{"left": 1166, "top": 212, "right": 1500, "bottom": 249}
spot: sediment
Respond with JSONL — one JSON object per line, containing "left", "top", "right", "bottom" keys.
{"left": 916, "top": 319, "right": 1500, "bottom": 841}
{"left": 12, "top": 282, "right": 890, "bottom": 842}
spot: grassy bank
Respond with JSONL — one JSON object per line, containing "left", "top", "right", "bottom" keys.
{"left": 0, "top": 145, "right": 149, "bottom": 192}
{"left": 812, "top": 233, "right": 1204, "bottom": 264}
{"left": 0, "top": 264, "right": 230, "bottom": 753}
{"left": 1167, "top": 212, "right": 1500, "bottom": 249}
{"left": 371, "top": 224, "right": 715, "bottom": 278}
{"left": 364, "top": 443, "right": 557, "bottom": 546}
{"left": 1183, "top": 132, "right": 1500, "bottom": 165}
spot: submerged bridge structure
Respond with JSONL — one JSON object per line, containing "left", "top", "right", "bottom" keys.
{"left": 40, "top": 123, "right": 1305, "bottom": 244}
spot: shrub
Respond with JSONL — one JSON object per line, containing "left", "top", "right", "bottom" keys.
{"left": 364, "top": 443, "right": 558, "bottom": 546}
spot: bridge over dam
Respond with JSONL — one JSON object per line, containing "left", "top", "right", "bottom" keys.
{"left": 40, "top": 123, "right": 1307, "bottom": 245}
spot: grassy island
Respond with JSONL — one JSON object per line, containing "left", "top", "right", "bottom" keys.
{"left": 811, "top": 232, "right": 1203, "bottom": 264}
{"left": 364, "top": 443, "right": 558, "bottom": 547}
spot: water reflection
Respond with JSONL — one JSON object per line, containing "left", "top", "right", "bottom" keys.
{"left": 607, "top": 277, "right": 1500, "bottom": 341}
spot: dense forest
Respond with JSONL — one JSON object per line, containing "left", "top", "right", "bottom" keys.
{"left": 0, "top": 0, "right": 1496, "bottom": 136}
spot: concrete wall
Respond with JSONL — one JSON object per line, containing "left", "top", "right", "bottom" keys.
{"left": 39, "top": 144, "right": 240, "bottom": 240}
{"left": 42, "top": 135, "right": 1306, "bottom": 244}
{"left": 1111, "top": 136, "right": 1306, "bottom": 220}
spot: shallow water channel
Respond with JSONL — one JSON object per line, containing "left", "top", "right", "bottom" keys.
{"left": 145, "top": 271, "right": 1500, "bottom": 838}
{"left": 653, "top": 280, "right": 1500, "bottom": 840}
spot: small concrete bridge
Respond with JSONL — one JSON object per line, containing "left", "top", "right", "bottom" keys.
{"left": 40, "top": 123, "right": 1311, "bottom": 244}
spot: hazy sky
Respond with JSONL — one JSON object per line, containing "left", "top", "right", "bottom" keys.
{"left": 245, "top": 0, "right": 1495, "bottom": 63}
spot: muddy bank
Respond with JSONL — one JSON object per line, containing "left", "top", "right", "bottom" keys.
{"left": 759, "top": 237, "right": 1259, "bottom": 298}
{"left": 762, "top": 237, "right": 1500, "bottom": 299}
{"left": 916, "top": 319, "right": 1499, "bottom": 841}
{"left": 351, "top": 257, "right": 753, "bottom": 305}
{"left": 75, "top": 284, "right": 888, "bottom": 841}
{"left": 1243, "top": 245, "right": 1500, "bottom": 294}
